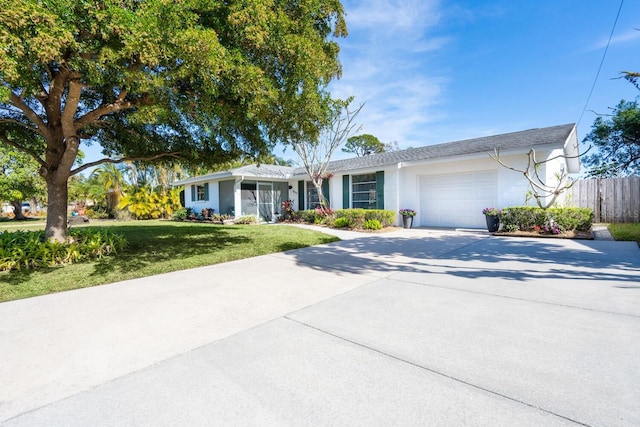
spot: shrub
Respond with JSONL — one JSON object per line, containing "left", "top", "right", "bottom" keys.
{"left": 547, "top": 207, "right": 593, "bottom": 231}
{"left": 500, "top": 207, "right": 546, "bottom": 231}
{"left": 501, "top": 206, "right": 593, "bottom": 232}
{"left": 234, "top": 215, "right": 258, "bottom": 224}
{"left": 503, "top": 224, "right": 520, "bottom": 232}
{"left": 334, "top": 209, "right": 366, "bottom": 228}
{"left": 0, "top": 229, "right": 127, "bottom": 272}
{"left": 332, "top": 209, "right": 396, "bottom": 229}
{"left": 333, "top": 217, "right": 350, "bottom": 228}
{"left": 85, "top": 208, "right": 110, "bottom": 219}
{"left": 364, "top": 219, "right": 382, "bottom": 230}
{"left": 297, "top": 210, "right": 320, "bottom": 224}
{"left": 173, "top": 207, "right": 188, "bottom": 221}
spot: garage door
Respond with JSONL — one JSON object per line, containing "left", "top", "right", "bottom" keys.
{"left": 419, "top": 171, "right": 497, "bottom": 228}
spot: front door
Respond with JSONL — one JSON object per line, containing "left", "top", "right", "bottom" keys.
{"left": 257, "top": 182, "right": 274, "bottom": 222}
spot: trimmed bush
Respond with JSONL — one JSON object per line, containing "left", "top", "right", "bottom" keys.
{"left": 0, "top": 229, "right": 126, "bottom": 272}
{"left": 333, "top": 217, "right": 350, "bottom": 228}
{"left": 547, "top": 207, "right": 593, "bottom": 232}
{"left": 364, "top": 219, "right": 382, "bottom": 230}
{"left": 333, "top": 209, "right": 396, "bottom": 228}
{"left": 501, "top": 206, "right": 593, "bottom": 232}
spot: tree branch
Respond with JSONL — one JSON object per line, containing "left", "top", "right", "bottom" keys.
{"left": 71, "top": 152, "right": 182, "bottom": 176}
{"left": 0, "top": 133, "right": 46, "bottom": 168}
{"left": 0, "top": 118, "right": 41, "bottom": 134}
{"left": 8, "top": 92, "right": 49, "bottom": 138}
{"left": 74, "top": 90, "right": 145, "bottom": 131}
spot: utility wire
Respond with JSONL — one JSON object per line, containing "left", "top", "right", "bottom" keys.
{"left": 576, "top": 0, "right": 624, "bottom": 127}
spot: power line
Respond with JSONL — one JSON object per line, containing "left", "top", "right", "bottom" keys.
{"left": 576, "top": 0, "right": 624, "bottom": 127}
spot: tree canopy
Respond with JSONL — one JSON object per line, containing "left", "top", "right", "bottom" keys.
{"left": 0, "top": 145, "right": 45, "bottom": 219}
{"left": 582, "top": 99, "right": 640, "bottom": 177}
{"left": 342, "top": 134, "right": 385, "bottom": 156}
{"left": 0, "top": 0, "right": 347, "bottom": 240}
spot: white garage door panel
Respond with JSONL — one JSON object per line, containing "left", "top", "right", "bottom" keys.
{"left": 420, "top": 171, "right": 497, "bottom": 228}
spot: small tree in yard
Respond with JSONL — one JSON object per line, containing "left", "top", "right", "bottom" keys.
{"left": 289, "top": 97, "right": 364, "bottom": 212}
{"left": 0, "top": 144, "right": 45, "bottom": 219}
{"left": 491, "top": 148, "right": 578, "bottom": 209}
{"left": 0, "top": 0, "right": 346, "bottom": 242}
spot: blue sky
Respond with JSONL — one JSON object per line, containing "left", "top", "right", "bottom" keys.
{"left": 306, "top": 0, "right": 640, "bottom": 162}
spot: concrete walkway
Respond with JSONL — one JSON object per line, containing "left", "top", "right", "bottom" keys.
{"left": 1, "top": 226, "right": 639, "bottom": 426}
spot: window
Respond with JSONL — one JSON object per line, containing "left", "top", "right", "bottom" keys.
{"left": 306, "top": 182, "right": 320, "bottom": 210}
{"left": 352, "top": 173, "right": 377, "bottom": 209}
{"left": 191, "top": 183, "right": 209, "bottom": 201}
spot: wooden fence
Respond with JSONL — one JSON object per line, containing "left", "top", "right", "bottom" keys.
{"left": 567, "top": 176, "right": 640, "bottom": 223}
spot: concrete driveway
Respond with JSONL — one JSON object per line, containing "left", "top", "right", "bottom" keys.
{"left": 1, "top": 226, "right": 639, "bottom": 426}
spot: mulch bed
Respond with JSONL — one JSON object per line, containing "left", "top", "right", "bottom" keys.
{"left": 493, "top": 230, "right": 593, "bottom": 240}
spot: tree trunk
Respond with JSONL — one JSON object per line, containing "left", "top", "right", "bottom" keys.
{"left": 45, "top": 179, "right": 69, "bottom": 242}
{"left": 313, "top": 180, "right": 328, "bottom": 212}
{"left": 11, "top": 200, "right": 26, "bottom": 220}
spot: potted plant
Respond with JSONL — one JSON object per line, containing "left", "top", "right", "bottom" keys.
{"left": 482, "top": 207, "right": 501, "bottom": 232}
{"left": 399, "top": 208, "right": 416, "bottom": 229}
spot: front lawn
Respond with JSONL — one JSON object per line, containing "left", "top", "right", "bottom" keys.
{"left": 0, "top": 221, "right": 338, "bottom": 302}
{"left": 608, "top": 223, "right": 640, "bottom": 245}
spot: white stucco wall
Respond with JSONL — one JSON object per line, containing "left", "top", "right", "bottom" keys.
{"left": 185, "top": 180, "right": 220, "bottom": 213}
{"left": 386, "top": 149, "right": 565, "bottom": 227}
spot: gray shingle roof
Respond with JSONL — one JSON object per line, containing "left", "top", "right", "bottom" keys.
{"left": 297, "top": 123, "right": 576, "bottom": 175}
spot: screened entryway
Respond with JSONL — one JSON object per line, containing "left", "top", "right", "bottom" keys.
{"left": 239, "top": 181, "right": 288, "bottom": 222}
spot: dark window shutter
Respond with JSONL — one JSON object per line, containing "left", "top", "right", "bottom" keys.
{"left": 342, "top": 175, "right": 350, "bottom": 208}
{"left": 376, "top": 171, "right": 384, "bottom": 209}
{"left": 322, "top": 179, "right": 330, "bottom": 206}
{"left": 191, "top": 185, "right": 196, "bottom": 202}
{"left": 298, "top": 180, "right": 305, "bottom": 210}
{"left": 204, "top": 183, "right": 209, "bottom": 201}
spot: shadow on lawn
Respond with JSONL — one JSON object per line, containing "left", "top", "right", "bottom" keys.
{"left": 89, "top": 225, "right": 251, "bottom": 276}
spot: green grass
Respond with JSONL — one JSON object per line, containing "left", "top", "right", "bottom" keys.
{"left": 0, "top": 220, "right": 338, "bottom": 302}
{"left": 608, "top": 223, "right": 640, "bottom": 244}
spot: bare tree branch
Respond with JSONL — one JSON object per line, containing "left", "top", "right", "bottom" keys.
{"left": 490, "top": 148, "right": 574, "bottom": 209}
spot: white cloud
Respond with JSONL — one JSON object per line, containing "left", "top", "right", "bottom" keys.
{"left": 328, "top": 0, "right": 449, "bottom": 153}
{"left": 591, "top": 29, "right": 640, "bottom": 50}
{"left": 345, "top": 0, "right": 441, "bottom": 32}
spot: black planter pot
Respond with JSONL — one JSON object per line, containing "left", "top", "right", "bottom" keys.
{"left": 402, "top": 215, "right": 414, "bottom": 229}
{"left": 485, "top": 215, "right": 500, "bottom": 232}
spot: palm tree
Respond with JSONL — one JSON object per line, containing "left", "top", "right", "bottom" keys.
{"left": 91, "top": 163, "right": 127, "bottom": 214}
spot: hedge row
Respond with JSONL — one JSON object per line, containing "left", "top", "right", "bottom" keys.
{"left": 291, "top": 208, "right": 396, "bottom": 229}
{"left": 500, "top": 207, "right": 593, "bottom": 232}
{"left": 0, "top": 229, "right": 127, "bottom": 272}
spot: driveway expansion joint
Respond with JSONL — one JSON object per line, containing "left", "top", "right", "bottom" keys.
{"left": 395, "top": 278, "right": 640, "bottom": 319}
{"left": 284, "top": 316, "right": 590, "bottom": 427}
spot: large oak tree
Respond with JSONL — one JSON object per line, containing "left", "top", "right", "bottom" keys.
{"left": 0, "top": 0, "right": 346, "bottom": 241}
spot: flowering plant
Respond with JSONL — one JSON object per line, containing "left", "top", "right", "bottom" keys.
{"left": 542, "top": 223, "right": 563, "bottom": 235}
{"left": 482, "top": 207, "right": 501, "bottom": 217}
{"left": 399, "top": 208, "right": 416, "bottom": 217}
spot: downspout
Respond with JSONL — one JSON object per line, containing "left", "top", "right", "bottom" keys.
{"left": 397, "top": 162, "right": 404, "bottom": 227}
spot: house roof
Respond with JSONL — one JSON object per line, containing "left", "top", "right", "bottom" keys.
{"left": 173, "top": 123, "right": 578, "bottom": 185}
{"left": 315, "top": 123, "right": 578, "bottom": 175}
{"left": 173, "top": 163, "right": 294, "bottom": 186}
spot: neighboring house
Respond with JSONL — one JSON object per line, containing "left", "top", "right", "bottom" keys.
{"left": 172, "top": 123, "right": 579, "bottom": 228}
